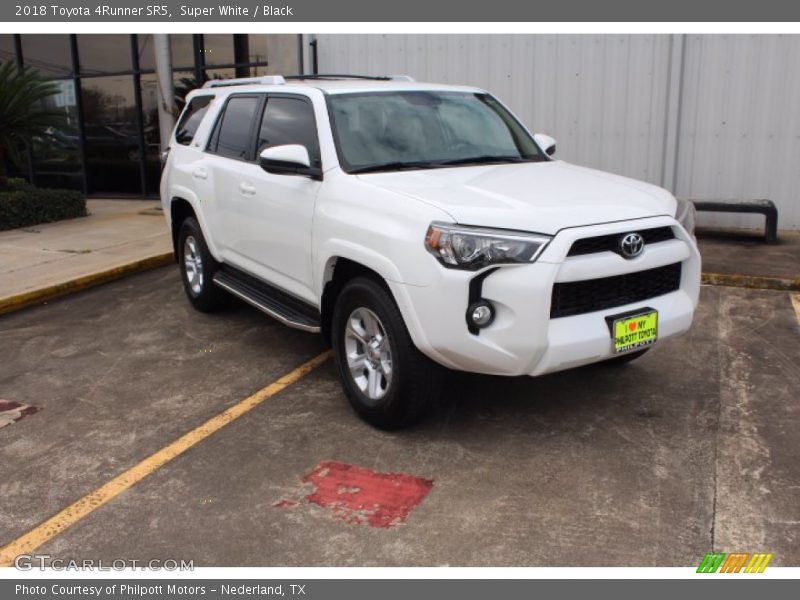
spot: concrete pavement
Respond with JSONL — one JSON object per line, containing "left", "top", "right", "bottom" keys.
{"left": 0, "top": 200, "right": 171, "bottom": 310}
{"left": 697, "top": 228, "right": 800, "bottom": 281}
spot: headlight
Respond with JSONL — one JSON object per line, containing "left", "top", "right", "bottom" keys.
{"left": 675, "top": 198, "right": 696, "bottom": 236}
{"left": 424, "top": 222, "right": 551, "bottom": 270}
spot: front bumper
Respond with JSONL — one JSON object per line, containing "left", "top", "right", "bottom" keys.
{"left": 389, "top": 216, "right": 701, "bottom": 377}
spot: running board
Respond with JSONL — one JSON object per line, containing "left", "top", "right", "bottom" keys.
{"left": 213, "top": 266, "right": 321, "bottom": 333}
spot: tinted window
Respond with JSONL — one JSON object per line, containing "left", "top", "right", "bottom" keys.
{"left": 175, "top": 96, "right": 213, "bottom": 146}
{"left": 211, "top": 96, "right": 260, "bottom": 159}
{"left": 257, "top": 97, "right": 320, "bottom": 166}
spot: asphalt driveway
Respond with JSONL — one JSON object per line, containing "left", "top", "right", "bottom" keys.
{"left": 1, "top": 267, "right": 798, "bottom": 566}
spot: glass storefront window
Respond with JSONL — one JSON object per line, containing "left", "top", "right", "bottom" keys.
{"left": 4, "top": 34, "right": 296, "bottom": 196}
{"left": 136, "top": 34, "right": 155, "bottom": 71}
{"left": 248, "top": 35, "right": 300, "bottom": 75}
{"left": 202, "top": 34, "right": 235, "bottom": 66}
{"left": 139, "top": 73, "right": 163, "bottom": 194}
{"left": 31, "top": 80, "right": 82, "bottom": 190}
{"left": 173, "top": 70, "right": 200, "bottom": 110}
{"left": 171, "top": 35, "right": 196, "bottom": 70}
{"left": 78, "top": 35, "right": 132, "bottom": 75}
{"left": 81, "top": 76, "right": 141, "bottom": 194}
{"left": 205, "top": 68, "right": 236, "bottom": 81}
{"left": 138, "top": 34, "right": 196, "bottom": 71}
{"left": 20, "top": 35, "right": 72, "bottom": 78}
{"left": 0, "top": 35, "right": 15, "bottom": 64}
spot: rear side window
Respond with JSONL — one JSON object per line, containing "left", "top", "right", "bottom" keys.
{"left": 208, "top": 96, "right": 260, "bottom": 160}
{"left": 175, "top": 96, "right": 213, "bottom": 146}
{"left": 257, "top": 97, "right": 320, "bottom": 166}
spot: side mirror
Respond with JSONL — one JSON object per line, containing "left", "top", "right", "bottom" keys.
{"left": 258, "top": 144, "right": 321, "bottom": 180}
{"left": 533, "top": 133, "right": 556, "bottom": 157}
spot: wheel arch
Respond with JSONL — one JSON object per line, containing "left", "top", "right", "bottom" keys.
{"left": 319, "top": 257, "right": 393, "bottom": 345}
{"left": 168, "top": 194, "right": 221, "bottom": 262}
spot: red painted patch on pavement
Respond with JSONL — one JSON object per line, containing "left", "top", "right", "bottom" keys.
{"left": 277, "top": 460, "right": 433, "bottom": 528}
{"left": 0, "top": 401, "right": 40, "bottom": 429}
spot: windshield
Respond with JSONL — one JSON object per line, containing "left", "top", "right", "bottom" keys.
{"left": 328, "top": 91, "right": 546, "bottom": 173}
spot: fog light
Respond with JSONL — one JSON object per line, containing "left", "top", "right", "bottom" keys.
{"left": 468, "top": 301, "right": 495, "bottom": 328}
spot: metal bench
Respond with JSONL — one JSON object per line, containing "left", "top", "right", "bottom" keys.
{"left": 690, "top": 199, "right": 779, "bottom": 244}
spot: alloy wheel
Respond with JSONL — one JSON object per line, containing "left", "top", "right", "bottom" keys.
{"left": 344, "top": 307, "right": 393, "bottom": 402}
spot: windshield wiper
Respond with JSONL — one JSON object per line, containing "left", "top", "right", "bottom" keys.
{"left": 435, "top": 155, "right": 538, "bottom": 167}
{"left": 349, "top": 161, "right": 442, "bottom": 174}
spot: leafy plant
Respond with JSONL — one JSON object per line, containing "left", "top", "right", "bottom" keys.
{"left": 0, "top": 178, "right": 86, "bottom": 231}
{"left": 0, "top": 61, "right": 65, "bottom": 188}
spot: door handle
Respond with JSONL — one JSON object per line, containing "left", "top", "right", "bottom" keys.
{"left": 239, "top": 182, "right": 256, "bottom": 195}
{"left": 192, "top": 167, "right": 208, "bottom": 180}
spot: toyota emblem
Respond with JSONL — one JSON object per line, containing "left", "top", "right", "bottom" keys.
{"left": 619, "top": 232, "right": 645, "bottom": 258}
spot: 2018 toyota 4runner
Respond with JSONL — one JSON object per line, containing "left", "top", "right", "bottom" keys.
{"left": 161, "top": 74, "right": 701, "bottom": 429}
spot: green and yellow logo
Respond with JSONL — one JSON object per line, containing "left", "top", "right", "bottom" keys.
{"left": 697, "top": 552, "right": 773, "bottom": 573}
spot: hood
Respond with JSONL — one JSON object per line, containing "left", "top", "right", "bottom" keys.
{"left": 357, "top": 161, "right": 677, "bottom": 235}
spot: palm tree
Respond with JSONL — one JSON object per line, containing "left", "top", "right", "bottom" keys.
{"left": 174, "top": 75, "right": 200, "bottom": 112}
{"left": 0, "top": 61, "right": 64, "bottom": 188}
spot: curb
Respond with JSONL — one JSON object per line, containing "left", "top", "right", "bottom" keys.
{"left": 701, "top": 272, "right": 800, "bottom": 292}
{"left": 0, "top": 257, "right": 795, "bottom": 317}
{"left": 0, "top": 252, "right": 174, "bottom": 316}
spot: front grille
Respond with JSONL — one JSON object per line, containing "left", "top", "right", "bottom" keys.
{"left": 567, "top": 226, "right": 675, "bottom": 257}
{"left": 550, "top": 262, "right": 682, "bottom": 318}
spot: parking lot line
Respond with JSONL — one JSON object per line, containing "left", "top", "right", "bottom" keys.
{"left": 0, "top": 350, "right": 331, "bottom": 567}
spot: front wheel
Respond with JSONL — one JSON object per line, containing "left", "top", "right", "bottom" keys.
{"left": 331, "top": 277, "right": 444, "bottom": 430}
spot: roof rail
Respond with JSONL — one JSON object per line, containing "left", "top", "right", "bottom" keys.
{"left": 202, "top": 75, "right": 286, "bottom": 88}
{"left": 282, "top": 74, "right": 416, "bottom": 82}
{"left": 200, "top": 74, "right": 417, "bottom": 89}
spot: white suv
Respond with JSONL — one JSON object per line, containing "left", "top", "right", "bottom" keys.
{"left": 161, "top": 74, "right": 701, "bottom": 429}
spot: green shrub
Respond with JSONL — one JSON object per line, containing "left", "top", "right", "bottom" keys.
{"left": 0, "top": 178, "right": 86, "bottom": 231}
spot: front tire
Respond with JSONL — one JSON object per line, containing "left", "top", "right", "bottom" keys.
{"left": 177, "top": 217, "right": 226, "bottom": 312}
{"left": 332, "top": 277, "right": 444, "bottom": 430}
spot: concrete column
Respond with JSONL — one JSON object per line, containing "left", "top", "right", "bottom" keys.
{"left": 153, "top": 34, "right": 176, "bottom": 152}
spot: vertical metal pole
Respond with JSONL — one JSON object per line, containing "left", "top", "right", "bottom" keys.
{"left": 130, "top": 35, "right": 148, "bottom": 197}
{"left": 297, "top": 34, "right": 304, "bottom": 75}
{"left": 12, "top": 34, "right": 23, "bottom": 69}
{"left": 153, "top": 34, "right": 176, "bottom": 154}
{"left": 310, "top": 38, "right": 319, "bottom": 75}
{"left": 192, "top": 34, "right": 206, "bottom": 85}
{"left": 69, "top": 35, "right": 89, "bottom": 195}
{"left": 233, "top": 34, "right": 250, "bottom": 77}
{"left": 13, "top": 35, "right": 36, "bottom": 185}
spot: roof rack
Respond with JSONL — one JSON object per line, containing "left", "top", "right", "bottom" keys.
{"left": 202, "top": 75, "right": 286, "bottom": 88}
{"left": 201, "top": 74, "right": 416, "bottom": 88}
{"left": 283, "top": 74, "right": 415, "bottom": 82}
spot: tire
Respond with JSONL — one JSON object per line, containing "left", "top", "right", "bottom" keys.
{"left": 331, "top": 276, "right": 444, "bottom": 430}
{"left": 601, "top": 348, "right": 649, "bottom": 366}
{"left": 177, "top": 216, "right": 226, "bottom": 312}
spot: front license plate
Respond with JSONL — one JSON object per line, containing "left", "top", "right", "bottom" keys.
{"left": 612, "top": 310, "right": 658, "bottom": 354}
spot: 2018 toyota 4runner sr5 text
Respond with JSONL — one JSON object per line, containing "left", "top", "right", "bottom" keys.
{"left": 161, "top": 74, "right": 701, "bottom": 429}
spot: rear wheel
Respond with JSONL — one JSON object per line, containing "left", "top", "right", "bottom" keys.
{"left": 332, "top": 277, "right": 444, "bottom": 430}
{"left": 177, "top": 217, "right": 226, "bottom": 312}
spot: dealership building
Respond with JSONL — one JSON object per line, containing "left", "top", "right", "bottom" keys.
{"left": 1, "top": 34, "right": 798, "bottom": 230}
